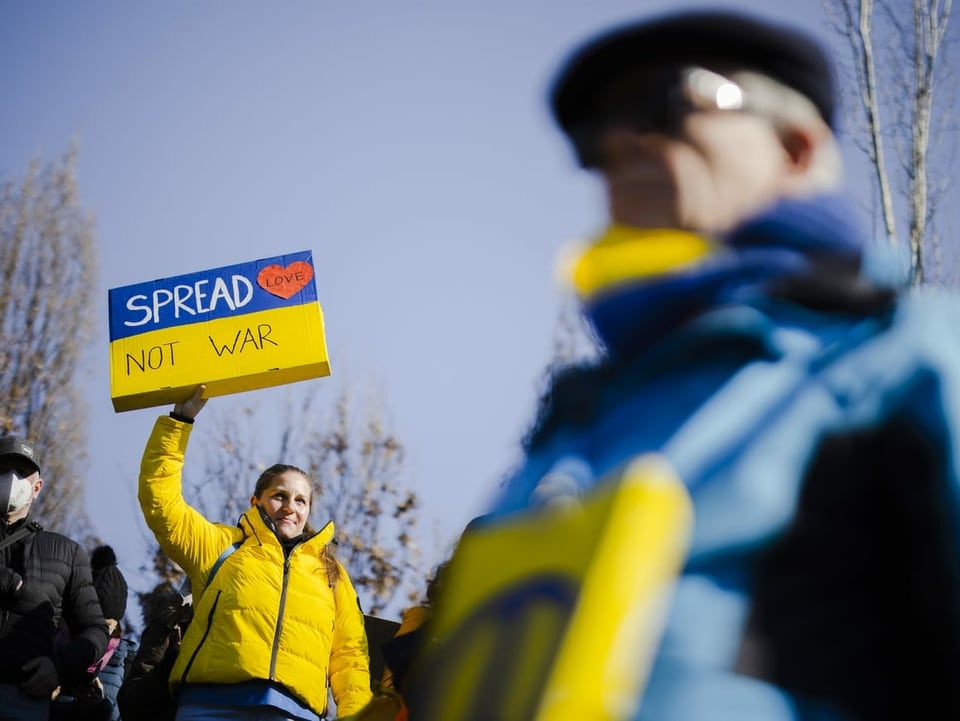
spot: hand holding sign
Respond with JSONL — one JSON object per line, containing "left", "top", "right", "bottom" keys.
{"left": 174, "top": 385, "right": 208, "bottom": 421}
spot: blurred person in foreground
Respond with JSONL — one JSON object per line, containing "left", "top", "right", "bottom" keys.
{"left": 0, "top": 436, "right": 109, "bottom": 720}
{"left": 479, "top": 9, "right": 960, "bottom": 721}
{"left": 138, "top": 386, "right": 372, "bottom": 720}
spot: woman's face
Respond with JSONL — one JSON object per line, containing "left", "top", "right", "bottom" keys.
{"left": 253, "top": 470, "right": 312, "bottom": 539}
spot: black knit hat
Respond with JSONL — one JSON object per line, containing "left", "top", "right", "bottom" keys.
{"left": 550, "top": 9, "right": 837, "bottom": 138}
{"left": 91, "top": 545, "right": 128, "bottom": 621}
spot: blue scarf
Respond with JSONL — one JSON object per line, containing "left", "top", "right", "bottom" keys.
{"left": 567, "top": 194, "right": 888, "bottom": 358}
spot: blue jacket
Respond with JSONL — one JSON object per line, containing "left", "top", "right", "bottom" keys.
{"left": 490, "top": 292, "right": 960, "bottom": 721}
{"left": 99, "top": 637, "right": 133, "bottom": 721}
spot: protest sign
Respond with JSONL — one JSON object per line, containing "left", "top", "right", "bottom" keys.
{"left": 108, "top": 250, "right": 330, "bottom": 412}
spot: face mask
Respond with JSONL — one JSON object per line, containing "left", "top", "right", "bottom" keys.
{"left": 0, "top": 470, "right": 35, "bottom": 513}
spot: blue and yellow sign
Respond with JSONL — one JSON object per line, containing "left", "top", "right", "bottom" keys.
{"left": 108, "top": 250, "right": 330, "bottom": 412}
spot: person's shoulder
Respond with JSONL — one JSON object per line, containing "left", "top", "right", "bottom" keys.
{"left": 849, "top": 290, "right": 960, "bottom": 372}
{"left": 34, "top": 527, "right": 84, "bottom": 551}
{"left": 897, "top": 287, "right": 960, "bottom": 312}
{"left": 886, "top": 290, "right": 960, "bottom": 338}
{"left": 28, "top": 531, "right": 94, "bottom": 579}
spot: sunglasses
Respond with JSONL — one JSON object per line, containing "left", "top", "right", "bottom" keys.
{"left": 567, "top": 66, "right": 754, "bottom": 168}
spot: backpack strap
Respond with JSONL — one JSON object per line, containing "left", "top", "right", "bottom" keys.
{"left": 204, "top": 538, "right": 243, "bottom": 588}
{"left": 0, "top": 520, "right": 41, "bottom": 553}
{"left": 663, "top": 314, "right": 889, "bottom": 485}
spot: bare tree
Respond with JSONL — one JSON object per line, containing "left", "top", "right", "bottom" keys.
{"left": 825, "top": 0, "right": 955, "bottom": 285}
{"left": 306, "top": 388, "right": 422, "bottom": 616}
{"left": 0, "top": 147, "right": 98, "bottom": 535}
{"left": 142, "top": 383, "right": 424, "bottom": 617}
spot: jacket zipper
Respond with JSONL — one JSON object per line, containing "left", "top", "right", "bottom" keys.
{"left": 269, "top": 534, "right": 305, "bottom": 679}
{"left": 269, "top": 538, "right": 329, "bottom": 716}
{"left": 269, "top": 554, "right": 290, "bottom": 680}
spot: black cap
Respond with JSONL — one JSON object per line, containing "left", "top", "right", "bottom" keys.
{"left": 0, "top": 435, "right": 41, "bottom": 475}
{"left": 550, "top": 10, "right": 837, "bottom": 137}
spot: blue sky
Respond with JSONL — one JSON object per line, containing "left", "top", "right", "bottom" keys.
{"left": 2, "top": 1, "right": 954, "bottom": 615}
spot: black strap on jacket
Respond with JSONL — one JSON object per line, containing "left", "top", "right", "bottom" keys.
{"left": 0, "top": 521, "right": 42, "bottom": 553}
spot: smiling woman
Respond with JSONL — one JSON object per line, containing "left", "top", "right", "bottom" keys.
{"left": 137, "top": 385, "right": 372, "bottom": 721}
{"left": 252, "top": 465, "right": 313, "bottom": 539}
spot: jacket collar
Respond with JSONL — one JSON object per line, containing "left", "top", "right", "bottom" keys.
{"left": 239, "top": 504, "right": 335, "bottom": 549}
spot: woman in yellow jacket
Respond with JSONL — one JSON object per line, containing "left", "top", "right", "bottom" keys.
{"left": 138, "top": 385, "right": 372, "bottom": 720}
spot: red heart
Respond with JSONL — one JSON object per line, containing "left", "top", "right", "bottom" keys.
{"left": 257, "top": 261, "right": 315, "bottom": 299}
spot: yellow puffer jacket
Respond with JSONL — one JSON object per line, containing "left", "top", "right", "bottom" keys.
{"left": 139, "top": 415, "right": 372, "bottom": 717}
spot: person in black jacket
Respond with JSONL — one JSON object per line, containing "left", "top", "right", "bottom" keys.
{"left": 117, "top": 581, "right": 194, "bottom": 721}
{"left": 0, "top": 435, "right": 109, "bottom": 721}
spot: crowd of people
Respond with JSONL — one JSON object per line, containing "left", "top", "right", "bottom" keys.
{"left": 0, "top": 382, "right": 378, "bottom": 721}
{"left": 3, "top": 6, "right": 959, "bottom": 721}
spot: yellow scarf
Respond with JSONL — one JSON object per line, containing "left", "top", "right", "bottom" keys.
{"left": 563, "top": 225, "right": 717, "bottom": 300}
